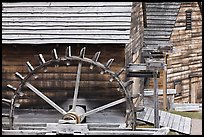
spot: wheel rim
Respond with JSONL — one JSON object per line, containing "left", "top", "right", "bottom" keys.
{"left": 7, "top": 46, "right": 137, "bottom": 130}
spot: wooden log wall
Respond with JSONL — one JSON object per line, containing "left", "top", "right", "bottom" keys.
{"left": 2, "top": 44, "right": 126, "bottom": 108}
{"left": 168, "top": 2, "right": 202, "bottom": 103}
{"left": 125, "top": 2, "right": 144, "bottom": 98}
{"left": 2, "top": 2, "right": 132, "bottom": 44}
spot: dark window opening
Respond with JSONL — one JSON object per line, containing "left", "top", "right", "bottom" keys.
{"left": 186, "top": 10, "right": 192, "bottom": 30}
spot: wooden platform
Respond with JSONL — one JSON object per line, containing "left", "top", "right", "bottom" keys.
{"left": 137, "top": 107, "right": 192, "bottom": 134}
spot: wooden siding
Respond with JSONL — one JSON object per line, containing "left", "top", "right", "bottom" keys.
{"left": 144, "top": 3, "right": 180, "bottom": 90}
{"left": 2, "top": 2, "right": 132, "bottom": 44}
{"left": 168, "top": 2, "right": 202, "bottom": 103}
{"left": 144, "top": 2, "right": 202, "bottom": 103}
{"left": 2, "top": 44, "right": 126, "bottom": 108}
{"left": 137, "top": 107, "right": 192, "bottom": 134}
{"left": 144, "top": 2, "right": 180, "bottom": 47}
{"left": 125, "top": 2, "right": 144, "bottom": 97}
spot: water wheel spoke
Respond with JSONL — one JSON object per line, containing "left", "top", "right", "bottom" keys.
{"left": 25, "top": 82, "right": 67, "bottom": 115}
{"left": 79, "top": 98, "right": 127, "bottom": 117}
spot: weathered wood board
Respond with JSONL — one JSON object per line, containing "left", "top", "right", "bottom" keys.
{"left": 137, "top": 106, "right": 192, "bottom": 134}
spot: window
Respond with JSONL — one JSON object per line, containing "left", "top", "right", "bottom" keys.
{"left": 186, "top": 10, "right": 192, "bottom": 30}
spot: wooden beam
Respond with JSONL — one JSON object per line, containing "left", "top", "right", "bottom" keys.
{"left": 142, "top": 2, "right": 147, "bottom": 28}
{"left": 144, "top": 89, "right": 176, "bottom": 96}
{"left": 127, "top": 71, "right": 160, "bottom": 78}
{"left": 163, "top": 53, "right": 167, "bottom": 111}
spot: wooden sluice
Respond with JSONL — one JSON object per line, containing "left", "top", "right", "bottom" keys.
{"left": 137, "top": 106, "right": 192, "bottom": 134}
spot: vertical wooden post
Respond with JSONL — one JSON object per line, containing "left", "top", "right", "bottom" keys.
{"left": 153, "top": 70, "right": 160, "bottom": 128}
{"left": 163, "top": 53, "right": 167, "bottom": 111}
{"left": 190, "top": 77, "right": 199, "bottom": 103}
{"left": 189, "top": 77, "right": 191, "bottom": 103}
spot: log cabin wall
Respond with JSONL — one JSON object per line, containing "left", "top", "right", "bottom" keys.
{"left": 168, "top": 2, "right": 202, "bottom": 103}
{"left": 125, "top": 2, "right": 144, "bottom": 99}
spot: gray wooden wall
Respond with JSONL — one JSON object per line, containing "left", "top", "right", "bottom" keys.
{"left": 2, "top": 2, "right": 132, "bottom": 44}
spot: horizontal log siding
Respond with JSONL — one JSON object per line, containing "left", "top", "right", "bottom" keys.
{"left": 144, "top": 2, "right": 180, "bottom": 47}
{"left": 2, "top": 2, "right": 132, "bottom": 44}
{"left": 125, "top": 2, "right": 144, "bottom": 97}
{"left": 167, "top": 2, "right": 202, "bottom": 103}
{"left": 2, "top": 44, "right": 126, "bottom": 108}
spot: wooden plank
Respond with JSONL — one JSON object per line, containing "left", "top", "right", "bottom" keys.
{"left": 146, "top": 20, "right": 175, "bottom": 25}
{"left": 174, "top": 106, "right": 201, "bottom": 112}
{"left": 2, "top": 26, "right": 130, "bottom": 30}
{"left": 178, "top": 116, "right": 185, "bottom": 133}
{"left": 167, "top": 113, "right": 175, "bottom": 128}
{"left": 183, "top": 117, "right": 191, "bottom": 134}
{"left": 147, "top": 12, "right": 178, "bottom": 16}
{"left": 162, "top": 112, "right": 171, "bottom": 127}
{"left": 2, "top": 130, "right": 47, "bottom": 135}
{"left": 3, "top": 29, "right": 130, "bottom": 35}
{"left": 2, "top": 17, "right": 131, "bottom": 22}
{"left": 2, "top": 81, "right": 119, "bottom": 89}
{"left": 136, "top": 107, "right": 192, "bottom": 134}
{"left": 2, "top": 22, "right": 131, "bottom": 27}
{"left": 3, "top": 73, "right": 125, "bottom": 82}
{"left": 144, "top": 35, "right": 170, "bottom": 39}
{"left": 144, "top": 27, "right": 172, "bottom": 32}
{"left": 147, "top": 8, "right": 180, "bottom": 13}
{"left": 2, "top": 39, "right": 130, "bottom": 44}
{"left": 144, "top": 31, "right": 172, "bottom": 36}
{"left": 143, "top": 107, "right": 152, "bottom": 121}
{"left": 87, "top": 130, "right": 156, "bottom": 135}
{"left": 147, "top": 108, "right": 154, "bottom": 123}
{"left": 146, "top": 16, "right": 177, "bottom": 21}
{"left": 171, "top": 115, "right": 181, "bottom": 131}
{"left": 2, "top": 12, "right": 131, "bottom": 17}
{"left": 144, "top": 89, "right": 176, "bottom": 96}
{"left": 2, "top": 65, "right": 123, "bottom": 73}
{"left": 2, "top": 6, "right": 132, "bottom": 13}
{"left": 2, "top": 2, "right": 132, "bottom": 7}
{"left": 174, "top": 103, "right": 202, "bottom": 107}
{"left": 159, "top": 111, "right": 167, "bottom": 126}
{"left": 146, "top": 4, "right": 180, "bottom": 9}
{"left": 2, "top": 34, "right": 129, "bottom": 40}
{"left": 137, "top": 107, "right": 147, "bottom": 120}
